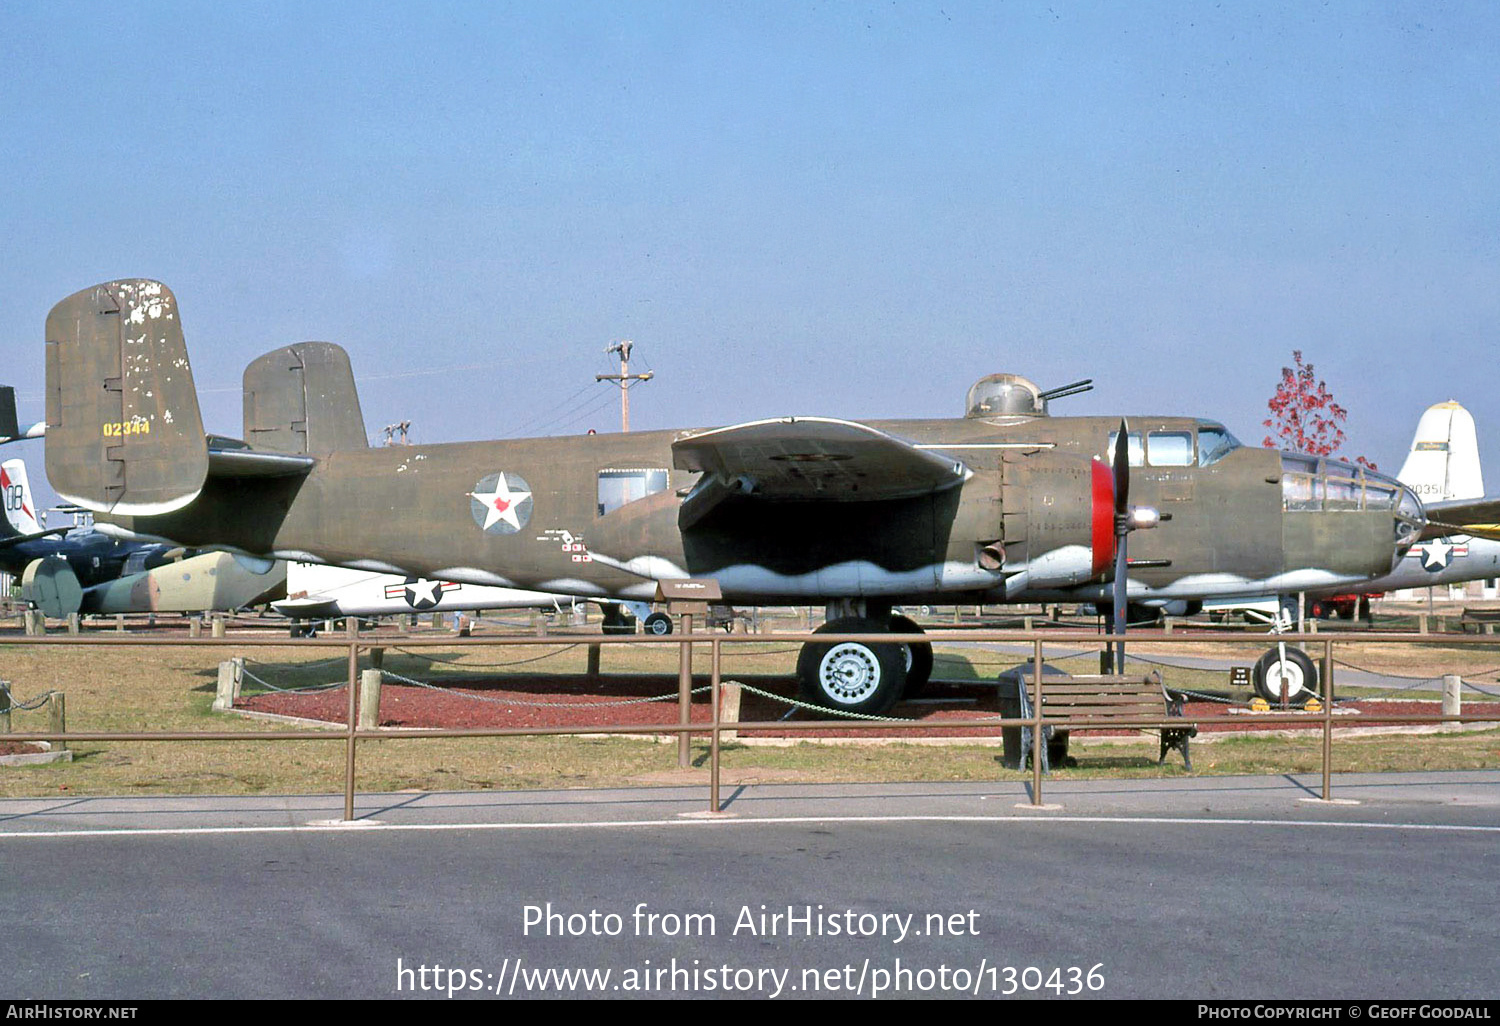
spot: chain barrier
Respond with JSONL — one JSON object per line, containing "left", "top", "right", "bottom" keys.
{"left": 468, "top": 615, "right": 542, "bottom": 630}
{"left": 0, "top": 688, "right": 61, "bottom": 712}
{"left": 392, "top": 644, "right": 581, "bottom": 668}
{"left": 378, "top": 668, "right": 711, "bottom": 708}
{"left": 239, "top": 667, "right": 345, "bottom": 694}
{"left": 244, "top": 653, "right": 349, "bottom": 670}
{"left": 729, "top": 682, "right": 934, "bottom": 723}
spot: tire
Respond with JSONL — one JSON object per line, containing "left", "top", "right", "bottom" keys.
{"left": 889, "top": 614, "right": 934, "bottom": 698}
{"left": 601, "top": 605, "right": 636, "bottom": 635}
{"left": 1252, "top": 646, "right": 1318, "bottom": 704}
{"left": 796, "top": 617, "right": 907, "bottom": 715}
{"left": 642, "top": 612, "right": 673, "bottom": 636}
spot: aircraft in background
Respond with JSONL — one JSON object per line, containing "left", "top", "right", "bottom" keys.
{"left": 1383, "top": 400, "right": 1500, "bottom": 588}
{"left": 0, "top": 457, "right": 177, "bottom": 588}
{"left": 272, "top": 561, "right": 668, "bottom": 634}
{"left": 0, "top": 456, "right": 285, "bottom": 618}
{"left": 46, "top": 280, "right": 1468, "bottom": 714}
{"left": 1207, "top": 400, "right": 1500, "bottom": 702}
{"left": 0, "top": 386, "right": 45, "bottom": 445}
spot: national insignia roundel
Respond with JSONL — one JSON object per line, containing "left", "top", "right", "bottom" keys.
{"left": 468, "top": 472, "right": 533, "bottom": 535}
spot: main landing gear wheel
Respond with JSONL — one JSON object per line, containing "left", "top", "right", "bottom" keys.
{"left": 796, "top": 617, "right": 907, "bottom": 716}
{"left": 889, "top": 614, "right": 934, "bottom": 698}
{"left": 642, "top": 611, "right": 673, "bottom": 636}
{"left": 1252, "top": 646, "right": 1319, "bottom": 704}
{"left": 601, "top": 605, "right": 636, "bottom": 635}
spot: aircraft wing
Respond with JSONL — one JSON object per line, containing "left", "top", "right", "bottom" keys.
{"left": 672, "top": 417, "right": 967, "bottom": 529}
{"left": 1420, "top": 497, "right": 1500, "bottom": 542}
{"left": 0, "top": 528, "right": 70, "bottom": 552}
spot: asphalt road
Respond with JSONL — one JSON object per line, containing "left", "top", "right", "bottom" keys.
{"left": 1, "top": 773, "right": 1497, "bottom": 1000}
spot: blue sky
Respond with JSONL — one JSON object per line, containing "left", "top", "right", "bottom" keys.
{"left": 3, "top": 1, "right": 1497, "bottom": 508}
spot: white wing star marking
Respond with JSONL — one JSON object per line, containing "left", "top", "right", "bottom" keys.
{"left": 469, "top": 475, "right": 532, "bottom": 532}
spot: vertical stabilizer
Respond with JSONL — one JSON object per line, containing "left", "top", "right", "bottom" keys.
{"left": 1396, "top": 401, "right": 1483, "bottom": 503}
{"left": 243, "top": 342, "right": 369, "bottom": 453}
{"left": 44, "top": 280, "right": 208, "bottom": 514}
{"left": 0, "top": 387, "right": 18, "bottom": 442}
{"left": 0, "top": 459, "right": 41, "bottom": 536}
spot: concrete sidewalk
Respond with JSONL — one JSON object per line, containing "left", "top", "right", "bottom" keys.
{"left": 0, "top": 769, "right": 1496, "bottom": 835}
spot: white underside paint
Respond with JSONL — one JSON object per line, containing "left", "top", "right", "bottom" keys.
{"left": 60, "top": 489, "right": 203, "bottom": 517}
{"left": 1002, "top": 544, "right": 1095, "bottom": 596}
{"left": 1048, "top": 568, "right": 1374, "bottom": 604}
{"left": 589, "top": 559, "right": 1007, "bottom": 598}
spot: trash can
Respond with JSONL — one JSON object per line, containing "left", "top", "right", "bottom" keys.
{"left": 996, "top": 675, "right": 1024, "bottom": 769}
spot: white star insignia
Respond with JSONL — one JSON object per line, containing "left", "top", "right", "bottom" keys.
{"left": 406, "top": 579, "right": 442, "bottom": 606}
{"left": 469, "top": 475, "right": 532, "bottom": 532}
{"left": 1423, "top": 540, "right": 1452, "bottom": 570}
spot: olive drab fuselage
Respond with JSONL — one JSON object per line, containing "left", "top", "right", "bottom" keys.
{"left": 100, "top": 412, "right": 1415, "bottom": 608}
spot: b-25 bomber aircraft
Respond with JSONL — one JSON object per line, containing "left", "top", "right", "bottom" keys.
{"left": 45, "top": 280, "right": 1442, "bottom": 714}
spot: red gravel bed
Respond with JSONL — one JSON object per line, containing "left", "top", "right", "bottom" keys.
{"left": 0, "top": 741, "right": 47, "bottom": 756}
{"left": 239, "top": 675, "right": 1500, "bottom": 739}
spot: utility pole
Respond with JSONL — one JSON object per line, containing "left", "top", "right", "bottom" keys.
{"left": 596, "top": 340, "right": 653, "bottom": 432}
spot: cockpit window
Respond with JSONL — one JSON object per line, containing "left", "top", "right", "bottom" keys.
{"left": 1147, "top": 431, "right": 1193, "bottom": 467}
{"left": 1280, "top": 456, "right": 1409, "bottom": 513}
{"left": 1197, "top": 423, "right": 1242, "bottom": 466}
{"left": 1104, "top": 431, "right": 1144, "bottom": 467}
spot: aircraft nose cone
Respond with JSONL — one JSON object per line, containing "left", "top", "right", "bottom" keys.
{"left": 1394, "top": 481, "right": 1425, "bottom": 551}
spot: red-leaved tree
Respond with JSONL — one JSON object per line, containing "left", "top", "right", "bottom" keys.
{"left": 1263, "top": 351, "right": 1377, "bottom": 470}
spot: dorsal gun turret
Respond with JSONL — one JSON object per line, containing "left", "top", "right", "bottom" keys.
{"left": 964, "top": 374, "right": 1092, "bottom": 420}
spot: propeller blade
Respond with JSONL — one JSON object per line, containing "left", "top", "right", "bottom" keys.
{"left": 1112, "top": 419, "right": 1130, "bottom": 514}
{"left": 1112, "top": 534, "right": 1128, "bottom": 673}
{"left": 1110, "top": 419, "right": 1130, "bottom": 673}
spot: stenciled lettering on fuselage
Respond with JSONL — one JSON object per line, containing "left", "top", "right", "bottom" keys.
{"left": 468, "top": 472, "right": 534, "bottom": 535}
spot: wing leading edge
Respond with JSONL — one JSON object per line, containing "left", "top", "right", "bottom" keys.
{"left": 1420, "top": 496, "right": 1500, "bottom": 542}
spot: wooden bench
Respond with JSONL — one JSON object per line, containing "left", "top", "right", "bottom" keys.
{"left": 1459, "top": 608, "right": 1500, "bottom": 634}
{"left": 1014, "top": 671, "right": 1197, "bottom": 771}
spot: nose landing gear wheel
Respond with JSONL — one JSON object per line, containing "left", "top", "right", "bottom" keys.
{"left": 1252, "top": 646, "right": 1318, "bottom": 704}
{"left": 796, "top": 617, "right": 907, "bottom": 715}
{"left": 642, "top": 612, "right": 673, "bottom": 636}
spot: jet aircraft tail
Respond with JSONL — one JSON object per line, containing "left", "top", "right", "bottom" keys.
{"left": 1396, "top": 401, "right": 1484, "bottom": 504}
{"left": 44, "top": 280, "right": 209, "bottom": 515}
{"left": 0, "top": 458, "right": 42, "bottom": 537}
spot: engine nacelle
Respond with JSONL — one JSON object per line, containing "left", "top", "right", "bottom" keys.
{"left": 21, "top": 555, "right": 83, "bottom": 619}
{"left": 996, "top": 450, "right": 1114, "bottom": 594}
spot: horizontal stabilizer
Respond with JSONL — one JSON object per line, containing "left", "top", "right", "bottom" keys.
{"left": 44, "top": 280, "right": 208, "bottom": 515}
{"left": 206, "top": 436, "right": 317, "bottom": 477}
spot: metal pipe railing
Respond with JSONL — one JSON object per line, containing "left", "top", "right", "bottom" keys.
{"left": 1, "top": 623, "right": 1495, "bottom": 817}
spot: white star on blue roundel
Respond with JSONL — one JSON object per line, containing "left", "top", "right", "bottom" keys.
{"left": 468, "top": 472, "right": 533, "bottom": 535}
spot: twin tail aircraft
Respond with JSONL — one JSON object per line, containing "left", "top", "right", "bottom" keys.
{"left": 44, "top": 280, "right": 1458, "bottom": 714}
